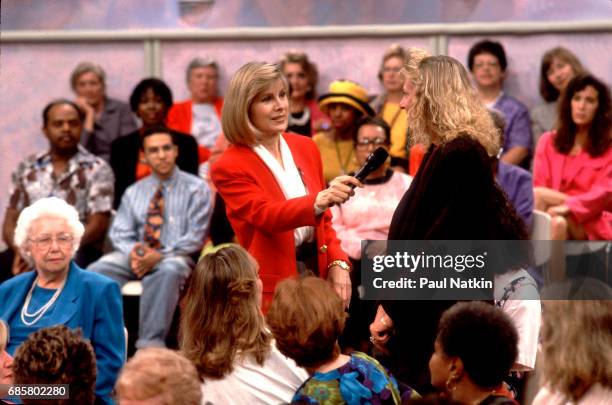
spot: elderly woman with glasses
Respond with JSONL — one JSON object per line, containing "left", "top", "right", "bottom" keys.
{"left": 0, "top": 197, "right": 125, "bottom": 405}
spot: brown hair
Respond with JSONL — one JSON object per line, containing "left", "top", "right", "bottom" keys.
{"left": 116, "top": 348, "right": 202, "bottom": 405}
{"left": 539, "top": 47, "right": 585, "bottom": 102}
{"left": 266, "top": 276, "right": 346, "bottom": 370}
{"left": 540, "top": 300, "right": 612, "bottom": 401}
{"left": 279, "top": 50, "right": 319, "bottom": 100}
{"left": 12, "top": 325, "right": 96, "bottom": 405}
{"left": 555, "top": 73, "right": 612, "bottom": 157}
{"left": 179, "top": 244, "right": 270, "bottom": 380}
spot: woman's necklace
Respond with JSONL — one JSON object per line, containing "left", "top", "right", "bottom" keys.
{"left": 333, "top": 134, "right": 353, "bottom": 175}
{"left": 20, "top": 276, "right": 67, "bottom": 326}
{"left": 288, "top": 107, "right": 311, "bottom": 127}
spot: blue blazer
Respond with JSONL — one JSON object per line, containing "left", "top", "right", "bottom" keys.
{"left": 0, "top": 262, "right": 125, "bottom": 405}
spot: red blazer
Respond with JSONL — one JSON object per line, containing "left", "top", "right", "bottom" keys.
{"left": 211, "top": 133, "right": 348, "bottom": 306}
{"left": 167, "top": 98, "right": 223, "bottom": 163}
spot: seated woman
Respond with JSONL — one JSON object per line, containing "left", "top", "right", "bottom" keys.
{"left": 533, "top": 73, "right": 612, "bottom": 240}
{"left": 110, "top": 78, "right": 200, "bottom": 208}
{"left": 71, "top": 62, "right": 137, "bottom": 162}
{"left": 313, "top": 79, "right": 375, "bottom": 184}
{"left": 279, "top": 50, "right": 329, "bottom": 136}
{"left": 530, "top": 47, "right": 584, "bottom": 149}
{"left": 429, "top": 301, "right": 519, "bottom": 405}
{"left": 533, "top": 299, "right": 612, "bottom": 405}
{"left": 267, "top": 276, "right": 418, "bottom": 404}
{"left": 331, "top": 116, "right": 412, "bottom": 261}
{"left": 179, "top": 244, "right": 308, "bottom": 404}
{"left": 0, "top": 197, "right": 125, "bottom": 405}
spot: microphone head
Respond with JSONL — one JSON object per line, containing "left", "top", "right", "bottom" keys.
{"left": 354, "top": 147, "right": 389, "bottom": 182}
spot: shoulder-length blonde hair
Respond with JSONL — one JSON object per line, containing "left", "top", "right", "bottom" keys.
{"left": 540, "top": 300, "right": 612, "bottom": 401}
{"left": 179, "top": 244, "right": 270, "bottom": 380}
{"left": 404, "top": 55, "right": 499, "bottom": 156}
{"left": 221, "top": 62, "right": 288, "bottom": 146}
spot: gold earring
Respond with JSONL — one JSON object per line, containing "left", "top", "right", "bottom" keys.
{"left": 446, "top": 376, "right": 458, "bottom": 392}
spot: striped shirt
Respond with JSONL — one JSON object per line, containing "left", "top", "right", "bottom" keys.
{"left": 110, "top": 168, "right": 211, "bottom": 256}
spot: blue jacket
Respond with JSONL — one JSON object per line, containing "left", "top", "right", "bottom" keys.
{"left": 0, "top": 262, "right": 125, "bottom": 405}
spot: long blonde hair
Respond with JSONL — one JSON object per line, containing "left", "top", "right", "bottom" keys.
{"left": 179, "top": 245, "right": 270, "bottom": 380}
{"left": 405, "top": 55, "right": 499, "bottom": 155}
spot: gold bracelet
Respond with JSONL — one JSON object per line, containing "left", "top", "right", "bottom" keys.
{"left": 327, "top": 259, "right": 351, "bottom": 273}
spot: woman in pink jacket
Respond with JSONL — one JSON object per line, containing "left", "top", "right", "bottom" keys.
{"left": 534, "top": 73, "right": 611, "bottom": 240}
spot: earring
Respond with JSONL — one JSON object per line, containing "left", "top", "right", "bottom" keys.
{"left": 445, "top": 376, "right": 458, "bottom": 392}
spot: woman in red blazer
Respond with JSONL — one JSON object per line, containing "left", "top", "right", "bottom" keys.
{"left": 211, "top": 62, "right": 360, "bottom": 310}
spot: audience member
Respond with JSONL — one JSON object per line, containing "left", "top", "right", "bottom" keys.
{"left": 332, "top": 116, "right": 412, "bottom": 260}
{"left": 211, "top": 62, "right": 360, "bottom": 310}
{"left": 1, "top": 99, "right": 114, "bottom": 275}
{"left": 370, "top": 44, "right": 410, "bottom": 170}
{"left": 489, "top": 109, "right": 534, "bottom": 231}
{"left": 279, "top": 50, "right": 329, "bottom": 136}
{"left": 180, "top": 245, "right": 307, "bottom": 404}
{"left": 167, "top": 57, "right": 223, "bottom": 167}
{"left": 0, "top": 320, "right": 13, "bottom": 399}
{"left": 71, "top": 62, "right": 137, "bottom": 162}
{"left": 533, "top": 73, "right": 611, "bottom": 240}
{"left": 530, "top": 47, "right": 585, "bottom": 148}
{"left": 12, "top": 325, "right": 97, "bottom": 405}
{"left": 428, "top": 302, "right": 518, "bottom": 405}
{"left": 374, "top": 56, "right": 526, "bottom": 393}
{"left": 468, "top": 40, "right": 532, "bottom": 168}
{"left": 267, "top": 276, "right": 416, "bottom": 404}
{"left": 533, "top": 299, "right": 612, "bottom": 405}
{"left": 0, "top": 197, "right": 125, "bottom": 404}
{"left": 115, "top": 348, "right": 202, "bottom": 405}
{"left": 90, "top": 126, "right": 211, "bottom": 349}
{"left": 313, "top": 79, "right": 375, "bottom": 183}
{"left": 110, "top": 78, "right": 200, "bottom": 208}
{"left": 397, "top": 47, "right": 430, "bottom": 176}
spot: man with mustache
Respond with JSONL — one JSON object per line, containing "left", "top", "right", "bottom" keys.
{"left": 1, "top": 99, "right": 114, "bottom": 278}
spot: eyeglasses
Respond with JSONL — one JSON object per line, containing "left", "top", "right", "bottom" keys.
{"left": 356, "top": 138, "right": 388, "bottom": 148}
{"left": 28, "top": 234, "right": 74, "bottom": 250}
{"left": 382, "top": 67, "right": 402, "bottom": 74}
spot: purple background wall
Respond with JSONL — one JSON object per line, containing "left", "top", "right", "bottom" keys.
{"left": 1, "top": 0, "right": 611, "bottom": 248}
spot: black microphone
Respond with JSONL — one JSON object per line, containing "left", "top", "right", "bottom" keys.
{"left": 350, "top": 147, "right": 389, "bottom": 188}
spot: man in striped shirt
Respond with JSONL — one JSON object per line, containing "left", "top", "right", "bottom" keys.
{"left": 89, "top": 125, "right": 211, "bottom": 349}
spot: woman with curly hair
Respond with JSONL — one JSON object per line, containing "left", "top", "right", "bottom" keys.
{"left": 533, "top": 73, "right": 611, "bottom": 240}
{"left": 179, "top": 244, "right": 307, "bottom": 404}
{"left": 371, "top": 55, "right": 528, "bottom": 394}
{"left": 533, "top": 299, "right": 612, "bottom": 404}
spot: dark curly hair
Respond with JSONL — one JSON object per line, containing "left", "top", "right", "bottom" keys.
{"left": 467, "top": 40, "right": 507, "bottom": 72}
{"left": 437, "top": 301, "right": 518, "bottom": 389}
{"left": 266, "top": 276, "right": 346, "bottom": 370}
{"left": 555, "top": 73, "right": 612, "bottom": 157}
{"left": 12, "top": 325, "right": 97, "bottom": 405}
{"left": 129, "top": 77, "right": 173, "bottom": 115}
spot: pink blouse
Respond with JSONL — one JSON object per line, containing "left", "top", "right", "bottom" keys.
{"left": 533, "top": 131, "right": 612, "bottom": 240}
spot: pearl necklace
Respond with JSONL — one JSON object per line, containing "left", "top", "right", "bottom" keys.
{"left": 20, "top": 276, "right": 67, "bottom": 326}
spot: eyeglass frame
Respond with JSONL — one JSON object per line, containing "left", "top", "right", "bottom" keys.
{"left": 28, "top": 234, "right": 74, "bottom": 250}
{"left": 355, "top": 138, "right": 389, "bottom": 148}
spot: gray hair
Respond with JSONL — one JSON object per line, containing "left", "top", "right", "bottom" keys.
{"left": 186, "top": 57, "right": 218, "bottom": 83}
{"left": 70, "top": 61, "right": 106, "bottom": 90}
{"left": 14, "top": 197, "right": 84, "bottom": 258}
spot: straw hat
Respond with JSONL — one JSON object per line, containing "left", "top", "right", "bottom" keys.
{"left": 318, "top": 80, "right": 374, "bottom": 117}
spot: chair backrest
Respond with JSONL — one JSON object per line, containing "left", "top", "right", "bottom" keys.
{"left": 531, "top": 210, "right": 552, "bottom": 267}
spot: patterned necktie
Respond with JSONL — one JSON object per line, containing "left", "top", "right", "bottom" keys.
{"left": 143, "top": 183, "right": 164, "bottom": 249}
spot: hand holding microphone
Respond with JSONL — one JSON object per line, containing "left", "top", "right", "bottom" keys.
{"left": 315, "top": 147, "right": 389, "bottom": 212}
